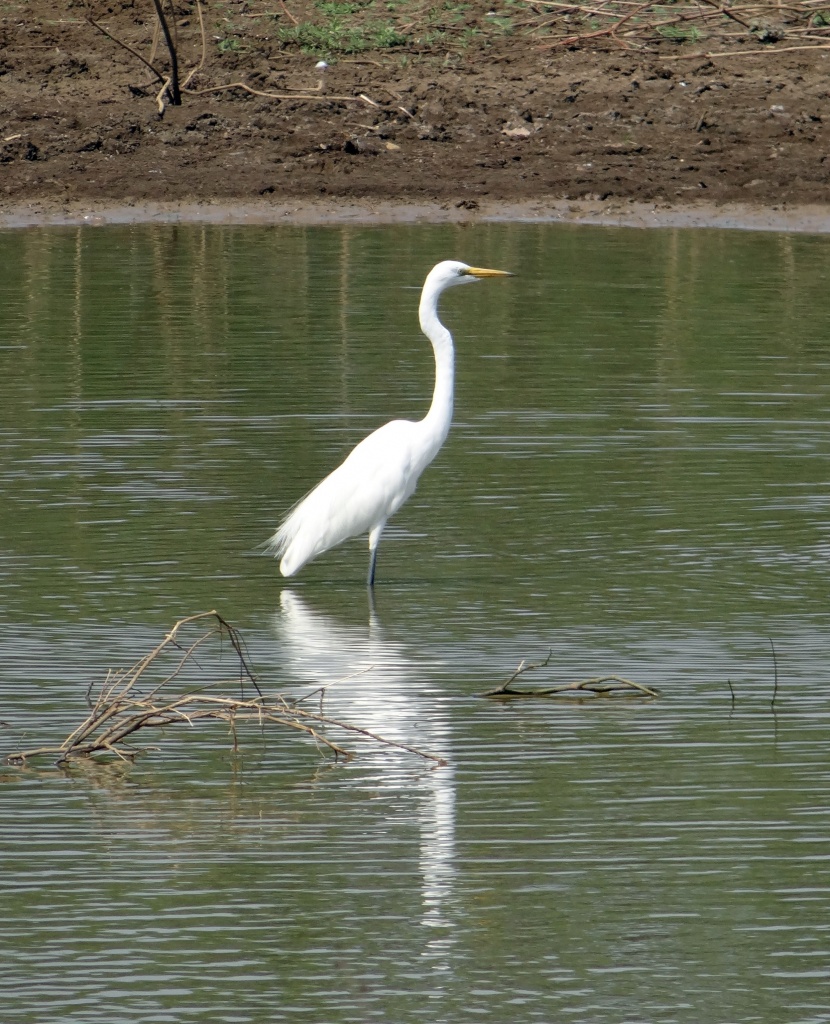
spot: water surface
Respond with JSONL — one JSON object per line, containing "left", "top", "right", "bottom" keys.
{"left": 2, "top": 223, "right": 830, "bottom": 1023}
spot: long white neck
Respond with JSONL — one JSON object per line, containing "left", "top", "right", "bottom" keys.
{"left": 418, "top": 280, "right": 455, "bottom": 455}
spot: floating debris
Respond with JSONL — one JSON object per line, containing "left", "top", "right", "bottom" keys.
{"left": 481, "top": 652, "right": 659, "bottom": 700}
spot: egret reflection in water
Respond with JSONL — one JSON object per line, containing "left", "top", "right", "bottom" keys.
{"left": 273, "top": 589, "right": 458, "bottom": 946}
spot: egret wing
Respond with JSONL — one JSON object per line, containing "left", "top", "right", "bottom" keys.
{"left": 270, "top": 420, "right": 423, "bottom": 575}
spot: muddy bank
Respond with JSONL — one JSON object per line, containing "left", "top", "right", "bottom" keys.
{"left": 4, "top": 197, "right": 830, "bottom": 233}
{"left": 3, "top": 1, "right": 830, "bottom": 223}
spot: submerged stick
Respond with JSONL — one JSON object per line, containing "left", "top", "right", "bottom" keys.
{"left": 769, "top": 637, "right": 779, "bottom": 709}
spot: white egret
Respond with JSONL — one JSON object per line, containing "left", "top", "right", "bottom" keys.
{"left": 267, "top": 259, "right": 512, "bottom": 586}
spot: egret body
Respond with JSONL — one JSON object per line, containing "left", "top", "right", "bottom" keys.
{"left": 268, "top": 259, "right": 512, "bottom": 585}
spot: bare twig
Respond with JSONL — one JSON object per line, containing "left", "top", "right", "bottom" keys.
{"left": 185, "top": 81, "right": 360, "bottom": 101}
{"left": 697, "top": 0, "right": 753, "bottom": 29}
{"left": 278, "top": 0, "right": 300, "bottom": 25}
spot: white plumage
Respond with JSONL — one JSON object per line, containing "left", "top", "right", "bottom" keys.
{"left": 267, "top": 259, "right": 512, "bottom": 585}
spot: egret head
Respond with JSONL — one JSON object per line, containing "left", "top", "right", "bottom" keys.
{"left": 426, "top": 260, "right": 513, "bottom": 292}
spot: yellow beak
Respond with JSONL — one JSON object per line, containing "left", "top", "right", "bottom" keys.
{"left": 465, "top": 266, "right": 514, "bottom": 278}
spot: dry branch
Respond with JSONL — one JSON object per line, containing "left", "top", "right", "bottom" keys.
{"left": 481, "top": 653, "right": 659, "bottom": 699}
{"left": 150, "top": 0, "right": 181, "bottom": 104}
{"left": 6, "top": 612, "right": 445, "bottom": 767}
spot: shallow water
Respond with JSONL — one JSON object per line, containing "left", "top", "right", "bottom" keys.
{"left": 2, "top": 222, "right": 830, "bottom": 1023}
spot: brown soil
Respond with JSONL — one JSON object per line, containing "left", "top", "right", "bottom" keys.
{"left": 3, "top": 1, "right": 830, "bottom": 226}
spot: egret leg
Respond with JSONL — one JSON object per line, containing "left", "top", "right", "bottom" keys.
{"left": 367, "top": 521, "right": 386, "bottom": 589}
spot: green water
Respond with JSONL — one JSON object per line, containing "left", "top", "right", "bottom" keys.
{"left": 1, "top": 222, "right": 830, "bottom": 1023}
